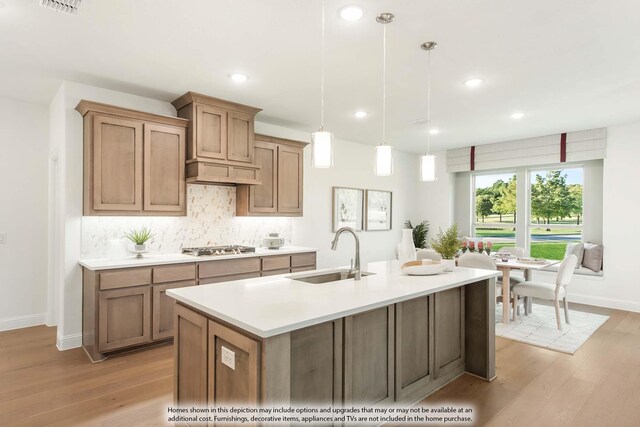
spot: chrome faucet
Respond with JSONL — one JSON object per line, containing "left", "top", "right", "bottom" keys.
{"left": 331, "top": 226, "right": 361, "bottom": 280}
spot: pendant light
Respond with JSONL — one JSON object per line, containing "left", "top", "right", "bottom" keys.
{"left": 311, "top": 0, "right": 333, "bottom": 168}
{"left": 419, "top": 41, "right": 438, "bottom": 182}
{"left": 375, "top": 12, "right": 394, "bottom": 176}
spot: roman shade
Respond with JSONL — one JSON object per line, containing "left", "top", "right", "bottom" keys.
{"left": 446, "top": 128, "right": 606, "bottom": 172}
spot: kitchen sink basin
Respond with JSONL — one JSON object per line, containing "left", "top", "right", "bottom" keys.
{"left": 288, "top": 269, "right": 375, "bottom": 284}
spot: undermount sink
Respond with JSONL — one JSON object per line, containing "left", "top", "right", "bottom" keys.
{"left": 288, "top": 269, "right": 375, "bottom": 284}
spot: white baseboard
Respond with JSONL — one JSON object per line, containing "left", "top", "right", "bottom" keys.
{"left": 56, "top": 332, "right": 82, "bottom": 351}
{"left": 568, "top": 293, "right": 640, "bottom": 313}
{"left": 0, "top": 313, "right": 46, "bottom": 332}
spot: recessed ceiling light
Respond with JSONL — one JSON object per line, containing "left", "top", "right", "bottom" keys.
{"left": 230, "top": 73, "right": 248, "bottom": 83}
{"left": 464, "top": 78, "right": 484, "bottom": 88}
{"left": 354, "top": 111, "right": 367, "bottom": 119}
{"left": 340, "top": 6, "right": 363, "bottom": 21}
{"left": 510, "top": 112, "right": 524, "bottom": 120}
{"left": 429, "top": 128, "right": 440, "bottom": 135}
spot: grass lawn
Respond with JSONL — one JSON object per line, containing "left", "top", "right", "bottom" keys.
{"left": 489, "top": 242, "right": 566, "bottom": 260}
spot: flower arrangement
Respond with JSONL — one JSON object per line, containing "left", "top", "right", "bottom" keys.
{"left": 478, "top": 241, "right": 484, "bottom": 253}
{"left": 485, "top": 241, "right": 493, "bottom": 256}
{"left": 468, "top": 241, "right": 476, "bottom": 252}
{"left": 461, "top": 241, "right": 468, "bottom": 253}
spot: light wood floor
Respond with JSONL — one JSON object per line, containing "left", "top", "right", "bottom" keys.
{"left": 1, "top": 303, "right": 638, "bottom": 426}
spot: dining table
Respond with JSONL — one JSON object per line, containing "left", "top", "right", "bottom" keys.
{"left": 494, "top": 257, "right": 559, "bottom": 324}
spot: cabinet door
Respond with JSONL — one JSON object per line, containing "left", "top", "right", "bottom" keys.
{"left": 196, "top": 104, "right": 227, "bottom": 160}
{"left": 395, "top": 295, "right": 434, "bottom": 402}
{"left": 144, "top": 124, "right": 186, "bottom": 213}
{"left": 277, "top": 145, "right": 303, "bottom": 214}
{"left": 93, "top": 114, "right": 143, "bottom": 211}
{"left": 98, "top": 286, "right": 151, "bottom": 352}
{"left": 343, "top": 306, "right": 394, "bottom": 406}
{"left": 227, "top": 111, "right": 254, "bottom": 163}
{"left": 434, "top": 287, "right": 465, "bottom": 378}
{"left": 249, "top": 140, "right": 278, "bottom": 213}
{"left": 174, "top": 304, "right": 208, "bottom": 405}
{"left": 152, "top": 280, "right": 195, "bottom": 341}
{"left": 208, "top": 320, "right": 260, "bottom": 405}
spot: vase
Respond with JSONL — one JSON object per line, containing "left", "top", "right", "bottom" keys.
{"left": 442, "top": 259, "right": 455, "bottom": 272}
{"left": 398, "top": 229, "right": 417, "bottom": 265}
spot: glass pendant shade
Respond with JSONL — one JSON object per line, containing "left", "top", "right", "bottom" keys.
{"left": 375, "top": 144, "right": 394, "bottom": 176}
{"left": 311, "top": 130, "right": 333, "bottom": 168}
{"left": 420, "top": 154, "right": 437, "bottom": 182}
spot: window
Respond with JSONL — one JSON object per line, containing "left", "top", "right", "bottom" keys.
{"left": 529, "top": 168, "right": 583, "bottom": 260}
{"left": 473, "top": 172, "right": 518, "bottom": 252}
{"left": 472, "top": 166, "right": 585, "bottom": 260}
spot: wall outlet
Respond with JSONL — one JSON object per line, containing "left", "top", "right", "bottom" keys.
{"left": 221, "top": 346, "right": 235, "bottom": 370}
{"left": 0, "top": 233, "right": 6, "bottom": 244}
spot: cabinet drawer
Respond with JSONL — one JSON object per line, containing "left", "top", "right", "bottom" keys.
{"left": 291, "top": 265, "right": 315, "bottom": 273}
{"left": 261, "top": 255, "right": 291, "bottom": 271}
{"left": 99, "top": 267, "right": 152, "bottom": 290}
{"left": 198, "top": 258, "right": 261, "bottom": 279}
{"left": 291, "top": 253, "right": 316, "bottom": 268}
{"left": 261, "top": 268, "right": 290, "bottom": 277}
{"left": 153, "top": 263, "right": 196, "bottom": 284}
{"left": 231, "top": 166, "right": 258, "bottom": 181}
{"left": 199, "top": 272, "right": 261, "bottom": 284}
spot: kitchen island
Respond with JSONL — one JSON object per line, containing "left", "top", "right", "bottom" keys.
{"left": 167, "top": 260, "right": 498, "bottom": 409}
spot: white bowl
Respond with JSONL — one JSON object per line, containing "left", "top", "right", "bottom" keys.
{"left": 401, "top": 260, "right": 446, "bottom": 276}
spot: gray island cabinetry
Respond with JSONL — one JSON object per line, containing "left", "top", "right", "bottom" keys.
{"left": 168, "top": 261, "right": 498, "bottom": 410}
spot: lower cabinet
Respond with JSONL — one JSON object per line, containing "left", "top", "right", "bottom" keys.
{"left": 174, "top": 304, "right": 208, "bottom": 405}
{"left": 434, "top": 287, "right": 465, "bottom": 378}
{"left": 208, "top": 320, "right": 260, "bottom": 405}
{"left": 395, "top": 295, "right": 433, "bottom": 401}
{"left": 343, "top": 306, "right": 395, "bottom": 406}
{"left": 153, "top": 280, "right": 195, "bottom": 340}
{"left": 98, "top": 286, "right": 151, "bottom": 352}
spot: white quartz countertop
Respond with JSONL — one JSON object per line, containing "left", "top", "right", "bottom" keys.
{"left": 78, "top": 246, "right": 317, "bottom": 270}
{"left": 167, "top": 260, "right": 499, "bottom": 338}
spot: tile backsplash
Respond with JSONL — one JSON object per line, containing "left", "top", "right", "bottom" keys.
{"left": 81, "top": 185, "right": 292, "bottom": 258}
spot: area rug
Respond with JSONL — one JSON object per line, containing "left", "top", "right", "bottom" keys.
{"left": 495, "top": 303, "right": 609, "bottom": 354}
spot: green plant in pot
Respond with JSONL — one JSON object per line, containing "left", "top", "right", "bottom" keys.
{"left": 124, "top": 227, "right": 153, "bottom": 258}
{"left": 430, "top": 224, "right": 461, "bottom": 271}
{"left": 404, "top": 220, "right": 430, "bottom": 249}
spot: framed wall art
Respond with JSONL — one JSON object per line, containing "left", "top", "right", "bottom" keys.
{"left": 365, "top": 189, "right": 392, "bottom": 231}
{"left": 332, "top": 187, "right": 364, "bottom": 232}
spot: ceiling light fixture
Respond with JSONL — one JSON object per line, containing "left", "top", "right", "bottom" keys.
{"left": 354, "top": 111, "right": 367, "bottom": 119}
{"left": 510, "top": 112, "right": 524, "bottom": 120}
{"left": 339, "top": 5, "right": 363, "bottom": 21}
{"left": 420, "top": 41, "right": 438, "bottom": 182}
{"left": 464, "top": 78, "right": 484, "bottom": 88}
{"left": 429, "top": 128, "right": 440, "bottom": 135}
{"left": 311, "top": 0, "right": 334, "bottom": 168}
{"left": 374, "top": 12, "right": 394, "bottom": 177}
{"left": 230, "top": 73, "right": 248, "bottom": 83}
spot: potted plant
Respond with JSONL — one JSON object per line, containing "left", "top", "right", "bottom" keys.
{"left": 430, "top": 224, "right": 461, "bottom": 271}
{"left": 124, "top": 227, "right": 153, "bottom": 258}
{"left": 478, "top": 241, "right": 484, "bottom": 254}
{"left": 485, "top": 241, "right": 493, "bottom": 256}
{"left": 468, "top": 241, "right": 476, "bottom": 253}
{"left": 404, "top": 220, "right": 430, "bottom": 249}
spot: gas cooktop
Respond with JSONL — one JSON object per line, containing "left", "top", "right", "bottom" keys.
{"left": 182, "top": 245, "right": 256, "bottom": 257}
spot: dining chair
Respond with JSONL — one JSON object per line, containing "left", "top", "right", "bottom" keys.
{"left": 458, "top": 252, "right": 529, "bottom": 315}
{"left": 511, "top": 254, "right": 578, "bottom": 330}
{"left": 500, "top": 246, "right": 525, "bottom": 258}
{"left": 416, "top": 249, "right": 442, "bottom": 261}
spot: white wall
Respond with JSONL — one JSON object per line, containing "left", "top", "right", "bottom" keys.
{"left": 0, "top": 97, "right": 49, "bottom": 331}
{"left": 255, "top": 122, "right": 422, "bottom": 269}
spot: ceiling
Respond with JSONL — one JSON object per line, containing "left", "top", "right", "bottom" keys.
{"left": 1, "top": 0, "right": 640, "bottom": 153}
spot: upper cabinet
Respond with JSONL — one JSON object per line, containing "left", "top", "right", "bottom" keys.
{"left": 236, "top": 134, "right": 307, "bottom": 217}
{"left": 77, "top": 100, "right": 188, "bottom": 216}
{"left": 172, "top": 92, "right": 262, "bottom": 185}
